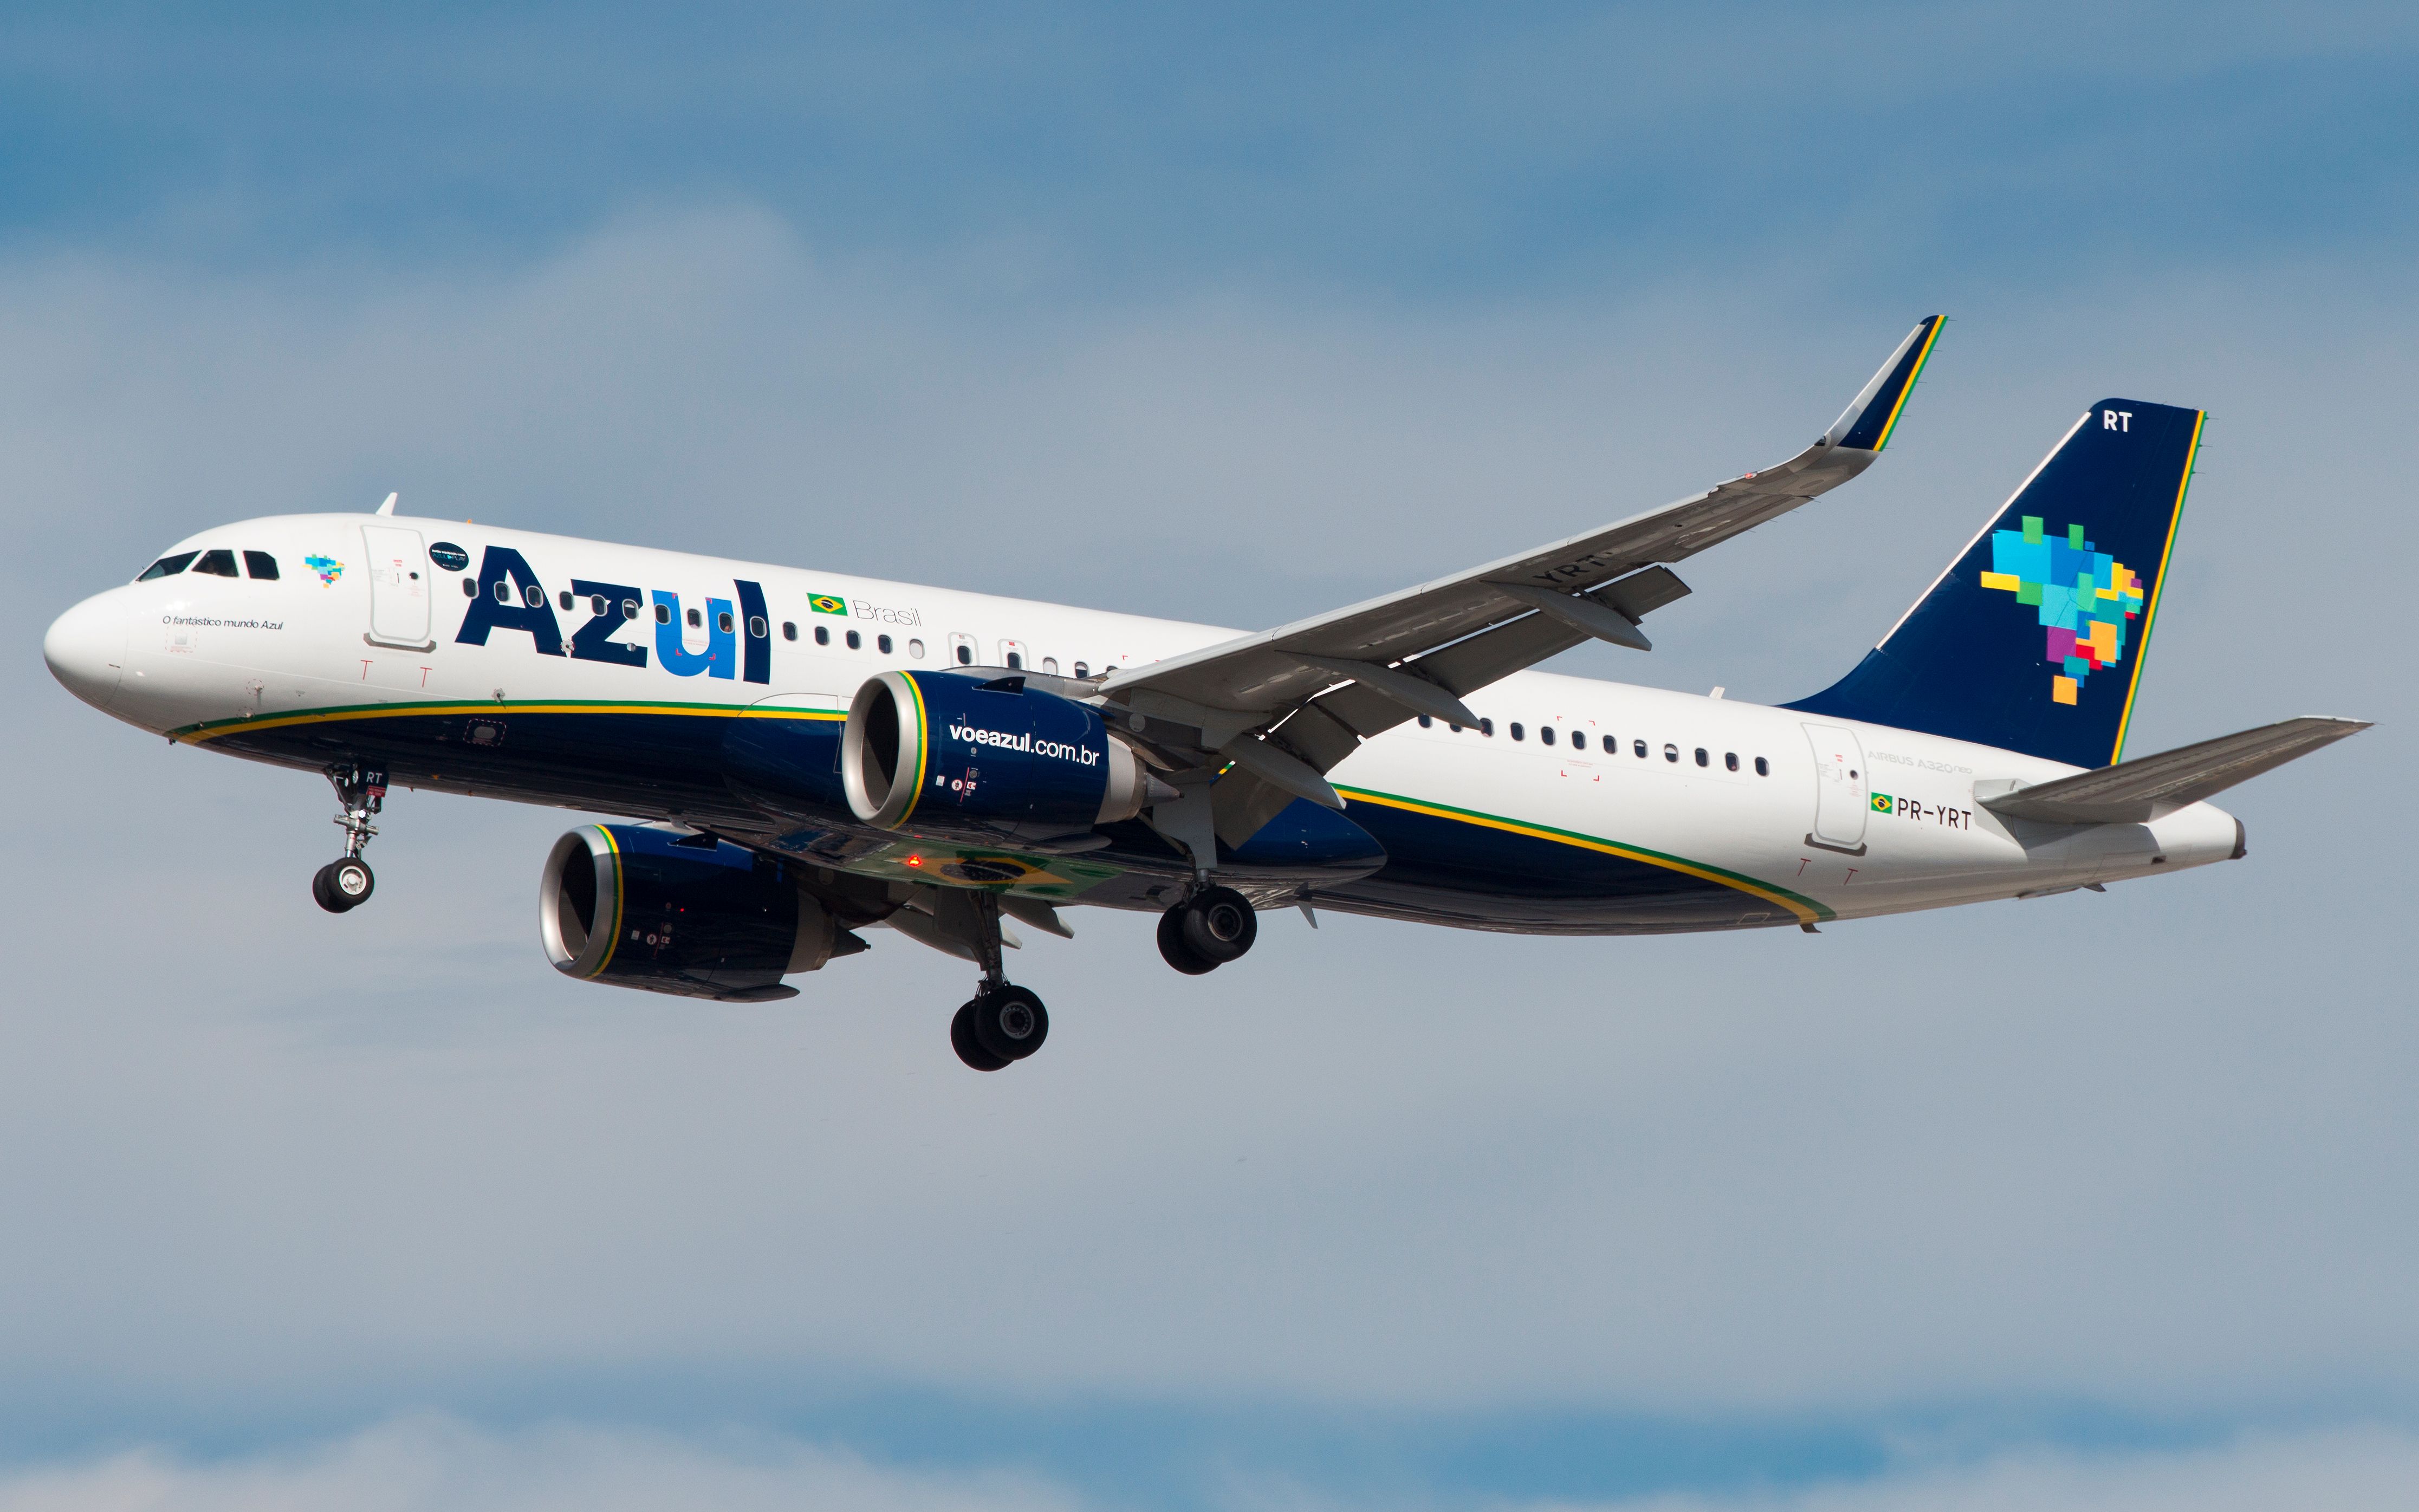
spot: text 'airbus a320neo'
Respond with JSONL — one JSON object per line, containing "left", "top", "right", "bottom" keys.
{"left": 44, "top": 319, "right": 2368, "bottom": 1069}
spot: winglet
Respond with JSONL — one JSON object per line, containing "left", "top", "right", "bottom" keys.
{"left": 376, "top": 492, "right": 398, "bottom": 516}
{"left": 1824, "top": 316, "right": 1943, "bottom": 453}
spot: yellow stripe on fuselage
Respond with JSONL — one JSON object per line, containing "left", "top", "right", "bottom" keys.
{"left": 176, "top": 698, "right": 845, "bottom": 743}
{"left": 1337, "top": 786, "right": 1830, "bottom": 925}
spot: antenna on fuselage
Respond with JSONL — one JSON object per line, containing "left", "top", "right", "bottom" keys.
{"left": 376, "top": 492, "right": 398, "bottom": 516}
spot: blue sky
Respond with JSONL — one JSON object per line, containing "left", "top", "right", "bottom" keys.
{"left": 4, "top": 6, "right": 2417, "bottom": 1510}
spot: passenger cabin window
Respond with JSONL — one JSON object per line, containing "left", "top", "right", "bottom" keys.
{"left": 956, "top": 643, "right": 972, "bottom": 665}
{"left": 1510, "top": 722, "right": 1525, "bottom": 741}
{"left": 1634, "top": 739, "right": 1647, "bottom": 758}
{"left": 878, "top": 633, "right": 893, "bottom": 654}
{"left": 523, "top": 585, "right": 543, "bottom": 608}
{"left": 1006, "top": 651, "right": 1022, "bottom": 669}
{"left": 1479, "top": 718, "right": 1494, "bottom": 736}
{"left": 846, "top": 630, "right": 862, "bottom": 650}
{"left": 496, "top": 581, "right": 515, "bottom": 604}
{"left": 463, "top": 578, "right": 477, "bottom": 597}
{"left": 138, "top": 551, "right": 199, "bottom": 580}
{"left": 243, "top": 551, "right": 278, "bottom": 580}
{"left": 815, "top": 625, "right": 829, "bottom": 645}
{"left": 716, "top": 611, "right": 733, "bottom": 634}
{"left": 1042, "top": 657, "right": 1058, "bottom": 674}
{"left": 748, "top": 615, "right": 767, "bottom": 639}
{"left": 909, "top": 638, "right": 925, "bottom": 658}
{"left": 686, "top": 607, "right": 701, "bottom": 628}
{"left": 1417, "top": 715, "right": 1432, "bottom": 728}
{"left": 558, "top": 590, "right": 574, "bottom": 611}
{"left": 1073, "top": 660, "right": 1089, "bottom": 678}
{"left": 624, "top": 599, "right": 640, "bottom": 621}
{"left": 589, "top": 595, "right": 607, "bottom": 615}
{"left": 654, "top": 602, "right": 671, "bottom": 624}
{"left": 1664, "top": 743, "right": 1679, "bottom": 762}
{"left": 1571, "top": 730, "right": 1587, "bottom": 750}
{"left": 1695, "top": 747, "right": 1709, "bottom": 767}
{"left": 192, "top": 549, "right": 239, "bottom": 577}
{"left": 1540, "top": 726, "right": 1556, "bottom": 745}
{"left": 782, "top": 621, "right": 796, "bottom": 640}
{"left": 1725, "top": 752, "right": 1739, "bottom": 771}
{"left": 1755, "top": 756, "right": 1769, "bottom": 776}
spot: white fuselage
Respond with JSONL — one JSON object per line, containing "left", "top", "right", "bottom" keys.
{"left": 45, "top": 512, "right": 2244, "bottom": 932}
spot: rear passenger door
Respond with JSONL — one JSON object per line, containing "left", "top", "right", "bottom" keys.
{"left": 362, "top": 524, "right": 434, "bottom": 649}
{"left": 1801, "top": 722, "right": 1869, "bottom": 853}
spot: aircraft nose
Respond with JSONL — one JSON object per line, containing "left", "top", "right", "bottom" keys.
{"left": 43, "top": 592, "right": 129, "bottom": 712}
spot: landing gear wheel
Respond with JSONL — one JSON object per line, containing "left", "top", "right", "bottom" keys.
{"left": 1178, "top": 886, "right": 1257, "bottom": 964}
{"left": 1157, "top": 905, "right": 1218, "bottom": 975}
{"left": 312, "top": 857, "right": 374, "bottom": 913}
{"left": 969, "top": 984, "right": 1049, "bottom": 1062}
{"left": 951, "top": 1002, "right": 1010, "bottom": 1072}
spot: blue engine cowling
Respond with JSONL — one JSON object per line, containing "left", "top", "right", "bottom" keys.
{"left": 842, "top": 670, "right": 1157, "bottom": 839}
{"left": 539, "top": 825, "right": 836, "bottom": 1001}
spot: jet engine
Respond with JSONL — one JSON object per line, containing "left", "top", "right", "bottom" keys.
{"left": 539, "top": 825, "right": 840, "bottom": 1001}
{"left": 842, "top": 670, "right": 1164, "bottom": 839}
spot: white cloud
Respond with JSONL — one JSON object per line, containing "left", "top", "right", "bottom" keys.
{"left": 6, "top": 1421, "right": 2419, "bottom": 1512}
{"left": 0, "top": 1419, "right": 1074, "bottom": 1512}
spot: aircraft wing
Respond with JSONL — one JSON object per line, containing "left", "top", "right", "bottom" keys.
{"left": 1096, "top": 316, "right": 1944, "bottom": 815}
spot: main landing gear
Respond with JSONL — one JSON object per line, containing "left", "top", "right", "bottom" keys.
{"left": 311, "top": 764, "right": 385, "bottom": 914}
{"left": 1156, "top": 884, "right": 1258, "bottom": 975}
{"left": 949, "top": 891, "right": 1051, "bottom": 1072}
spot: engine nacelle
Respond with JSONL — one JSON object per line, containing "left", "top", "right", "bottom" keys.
{"left": 842, "top": 670, "right": 1156, "bottom": 838}
{"left": 539, "top": 825, "right": 836, "bottom": 1001}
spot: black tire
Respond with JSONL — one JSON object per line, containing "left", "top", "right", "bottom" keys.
{"left": 951, "top": 1002, "right": 1009, "bottom": 1072}
{"left": 970, "top": 985, "right": 1049, "bottom": 1062}
{"left": 1157, "top": 905, "right": 1218, "bottom": 975}
{"left": 1179, "top": 885, "right": 1256, "bottom": 964}
{"left": 312, "top": 859, "right": 373, "bottom": 913}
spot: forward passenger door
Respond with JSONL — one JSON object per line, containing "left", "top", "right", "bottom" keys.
{"left": 361, "top": 524, "right": 434, "bottom": 650}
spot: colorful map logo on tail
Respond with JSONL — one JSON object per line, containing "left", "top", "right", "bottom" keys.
{"left": 1977, "top": 516, "right": 2144, "bottom": 706}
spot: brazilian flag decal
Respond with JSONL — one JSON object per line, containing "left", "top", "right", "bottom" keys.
{"left": 1870, "top": 791, "right": 1893, "bottom": 813}
{"left": 808, "top": 593, "right": 848, "bottom": 616}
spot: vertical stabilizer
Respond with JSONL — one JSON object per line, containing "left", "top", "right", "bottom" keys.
{"left": 1787, "top": 399, "right": 2205, "bottom": 768}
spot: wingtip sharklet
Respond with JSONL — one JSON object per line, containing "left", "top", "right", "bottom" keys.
{"left": 1825, "top": 315, "right": 1943, "bottom": 453}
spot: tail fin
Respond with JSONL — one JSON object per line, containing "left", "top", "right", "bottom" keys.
{"left": 1787, "top": 399, "right": 2206, "bottom": 768}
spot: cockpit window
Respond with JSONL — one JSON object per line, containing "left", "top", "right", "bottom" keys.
{"left": 191, "top": 549, "right": 240, "bottom": 577}
{"left": 243, "top": 550, "right": 279, "bottom": 580}
{"left": 137, "top": 551, "right": 199, "bottom": 581}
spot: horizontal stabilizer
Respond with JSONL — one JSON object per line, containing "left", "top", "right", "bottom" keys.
{"left": 1979, "top": 716, "right": 2370, "bottom": 825}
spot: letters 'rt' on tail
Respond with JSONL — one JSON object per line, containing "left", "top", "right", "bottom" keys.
{"left": 1788, "top": 399, "right": 2205, "bottom": 769}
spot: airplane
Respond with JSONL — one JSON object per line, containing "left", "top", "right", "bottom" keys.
{"left": 42, "top": 317, "right": 2369, "bottom": 1070}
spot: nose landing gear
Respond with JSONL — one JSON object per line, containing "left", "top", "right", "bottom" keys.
{"left": 312, "top": 764, "right": 385, "bottom": 914}
{"left": 945, "top": 890, "right": 1054, "bottom": 1072}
